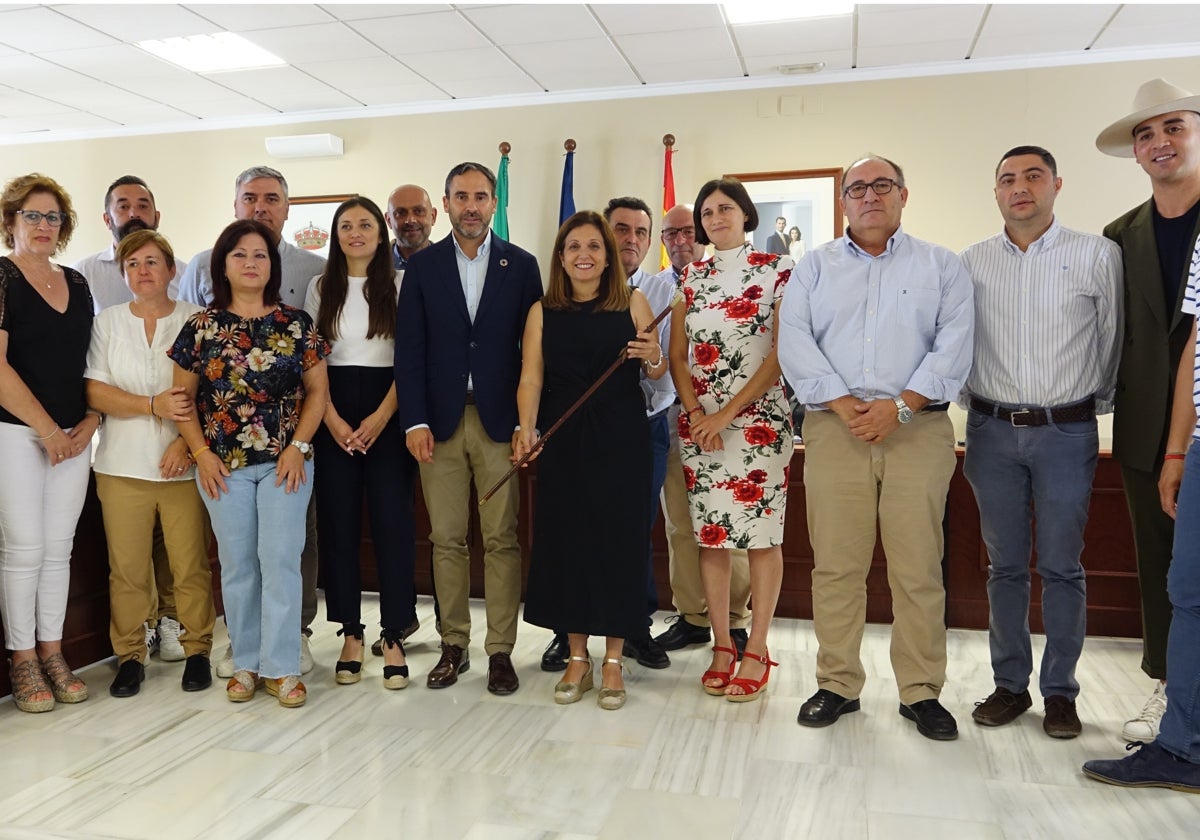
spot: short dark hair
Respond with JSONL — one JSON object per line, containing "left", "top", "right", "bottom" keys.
{"left": 776, "top": 216, "right": 787, "bottom": 225}
{"left": 444, "top": 162, "right": 496, "bottom": 198}
{"left": 842, "top": 155, "right": 906, "bottom": 190}
{"left": 603, "top": 196, "right": 654, "bottom": 234}
{"left": 209, "top": 219, "right": 282, "bottom": 310}
{"left": 995, "top": 145, "right": 1058, "bottom": 178}
{"left": 692, "top": 178, "right": 759, "bottom": 246}
{"left": 104, "top": 175, "right": 155, "bottom": 212}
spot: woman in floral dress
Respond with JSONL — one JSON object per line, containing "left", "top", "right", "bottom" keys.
{"left": 169, "top": 219, "right": 329, "bottom": 708}
{"left": 668, "top": 177, "right": 794, "bottom": 702}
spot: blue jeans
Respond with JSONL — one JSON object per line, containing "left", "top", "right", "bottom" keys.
{"left": 645, "top": 412, "right": 669, "bottom": 622}
{"left": 201, "top": 461, "right": 312, "bottom": 679}
{"left": 963, "top": 411, "right": 1096, "bottom": 699}
{"left": 1160, "top": 443, "right": 1200, "bottom": 761}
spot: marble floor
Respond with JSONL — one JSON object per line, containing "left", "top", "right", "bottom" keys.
{"left": 0, "top": 596, "right": 1197, "bottom": 840}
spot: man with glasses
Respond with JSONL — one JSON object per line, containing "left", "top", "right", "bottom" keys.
{"left": 652, "top": 203, "right": 752, "bottom": 656}
{"left": 779, "top": 155, "right": 974, "bottom": 740}
{"left": 961, "top": 146, "right": 1122, "bottom": 740}
{"left": 387, "top": 184, "right": 437, "bottom": 271}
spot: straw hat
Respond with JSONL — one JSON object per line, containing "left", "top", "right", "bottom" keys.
{"left": 1096, "top": 78, "right": 1200, "bottom": 158}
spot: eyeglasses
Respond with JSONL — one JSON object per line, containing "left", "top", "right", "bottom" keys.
{"left": 662, "top": 227, "right": 696, "bottom": 241}
{"left": 842, "top": 179, "right": 900, "bottom": 199}
{"left": 18, "top": 210, "right": 66, "bottom": 227}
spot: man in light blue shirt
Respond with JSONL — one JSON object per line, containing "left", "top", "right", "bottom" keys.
{"left": 779, "top": 155, "right": 974, "bottom": 741}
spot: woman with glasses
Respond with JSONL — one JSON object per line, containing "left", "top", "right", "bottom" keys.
{"left": 304, "top": 197, "right": 416, "bottom": 690}
{"left": 85, "top": 229, "right": 216, "bottom": 698}
{"left": 669, "top": 177, "right": 794, "bottom": 703}
{"left": 169, "top": 219, "right": 329, "bottom": 708}
{"left": 0, "top": 174, "right": 97, "bottom": 712}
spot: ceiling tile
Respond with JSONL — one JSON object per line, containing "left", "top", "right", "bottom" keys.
{"left": 0, "top": 7, "right": 118, "bottom": 52}
{"left": 743, "top": 49, "right": 855, "bottom": 76}
{"left": 0, "top": 89, "right": 79, "bottom": 118}
{"left": 857, "top": 41, "right": 973, "bottom": 68}
{"left": 616, "top": 27, "right": 735, "bottom": 67}
{"left": 732, "top": 17, "right": 854, "bottom": 56}
{"left": 296, "top": 57, "right": 450, "bottom": 104}
{"left": 0, "top": 112, "right": 118, "bottom": 135}
{"left": 592, "top": 4, "right": 725, "bottom": 36}
{"left": 505, "top": 38, "right": 635, "bottom": 90}
{"left": 331, "top": 82, "right": 451, "bottom": 107}
{"left": 212, "top": 66, "right": 363, "bottom": 112}
{"left": 92, "top": 102, "right": 198, "bottom": 125}
{"left": 173, "top": 97, "right": 279, "bottom": 120}
{"left": 0, "top": 55, "right": 118, "bottom": 100}
{"left": 639, "top": 58, "right": 745, "bottom": 85}
{"left": 183, "top": 4, "right": 335, "bottom": 32}
{"left": 319, "top": 4, "right": 451, "bottom": 22}
{"left": 1093, "top": 4, "right": 1200, "bottom": 49}
{"left": 462, "top": 4, "right": 604, "bottom": 45}
{"left": 972, "top": 4, "right": 1118, "bottom": 58}
{"left": 402, "top": 47, "right": 527, "bottom": 84}
{"left": 41, "top": 44, "right": 185, "bottom": 83}
{"left": 241, "top": 22, "right": 383, "bottom": 64}
{"left": 347, "top": 10, "right": 489, "bottom": 56}
{"left": 857, "top": 4, "right": 984, "bottom": 46}
{"left": 50, "top": 3, "right": 215, "bottom": 42}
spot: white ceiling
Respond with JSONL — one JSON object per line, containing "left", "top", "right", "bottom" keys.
{"left": 0, "top": 3, "right": 1197, "bottom": 145}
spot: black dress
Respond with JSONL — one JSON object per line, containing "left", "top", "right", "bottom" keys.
{"left": 523, "top": 300, "right": 650, "bottom": 639}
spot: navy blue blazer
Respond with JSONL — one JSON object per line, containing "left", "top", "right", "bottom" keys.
{"left": 395, "top": 232, "right": 543, "bottom": 443}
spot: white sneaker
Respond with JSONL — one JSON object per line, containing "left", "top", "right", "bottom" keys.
{"left": 1122, "top": 681, "right": 1168, "bottom": 742}
{"left": 145, "top": 622, "right": 159, "bottom": 657}
{"left": 158, "top": 616, "right": 185, "bottom": 662}
{"left": 300, "top": 634, "right": 314, "bottom": 674}
{"left": 214, "top": 645, "right": 234, "bottom": 679}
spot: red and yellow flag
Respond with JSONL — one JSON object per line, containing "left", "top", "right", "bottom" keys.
{"left": 659, "top": 144, "right": 675, "bottom": 270}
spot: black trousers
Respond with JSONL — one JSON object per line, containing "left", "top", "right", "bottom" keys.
{"left": 314, "top": 365, "right": 417, "bottom": 632}
{"left": 1121, "top": 462, "right": 1175, "bottom": 679}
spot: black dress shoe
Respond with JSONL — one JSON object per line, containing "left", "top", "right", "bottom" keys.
{"left": 487, "top": 652, "right": 519, "bottom": 695}
{"left": 623, "top": 632, "right": 670, "bottom": 669}
{"left": 373, "top": 615, "right": 421, "bottom": 656}
{"left": 541, "top": 633, "right": 570, "bottom": 672}
{"left": 900, "top": 699, "right": 959, "bottom": 741}
{"left": 427, "top": 643, "right": 469, "bottom": 689}
{"left": 797, "top": 688, "right": 860, "bottom": 727}
{"left": 110, "top": 660, "right": 145, "bottom": 698}
{"left": 730, "top": 628, "right": 749, "bottom": 659}
{"left": 654, "top": 616, "right": 711, "bottom": 651}
{"left": 181, "top": 654, "right": 212, "bottom": 692}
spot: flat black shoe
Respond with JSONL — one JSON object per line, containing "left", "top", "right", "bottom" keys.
{"left": 900, "top": 699, "right": 959, "bottom": 741}
{"left": 654, "top": 616, "right": 711, "bottom": 651}
{"left": 797, "top": 688, "right": 860, "bottom": 727}
{"left": 541, "top": 633, "right": 570, "bottom": 672}
{"left": 730, "top": 628, "right": 749, "bottom": 660}
{"left": 181, "top": 654, "right": 212, "bottom": 692}
{"left": 110, "top": 660, "right": 145, "bottom": 698}
{"left": 623, "top": 632, "right": 670, "bottom": 669}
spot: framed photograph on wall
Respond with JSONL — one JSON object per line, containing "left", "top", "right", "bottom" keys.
{"left": 282, "top": 194, "right": 356, "bottom": 261}
{"left": 724, "top": 169, "right": 843, "bottom": 258}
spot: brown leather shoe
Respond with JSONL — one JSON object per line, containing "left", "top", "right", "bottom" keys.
{"left": 487, "top": 652, "right": 519, "bottom": 695}
{"left": 426, "top": 643, "right": 469, "bottom": 689}
{"left": 1043, "top": 695, "right": 1082, "bottom": 739}
{"left": 971, "top": 686, "right": 1032, "bottom": 727}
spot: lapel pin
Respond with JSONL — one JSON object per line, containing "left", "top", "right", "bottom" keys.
{"left": 500, "top": 258, "right": 508, "bottom": 267}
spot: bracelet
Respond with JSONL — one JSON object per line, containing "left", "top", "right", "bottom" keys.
{"left": 643, "top": 353, "right": 664, "bottom": 371}
{"left": 1165, "top": 452, "right": 1187, "bottom": 461}
{"left": 37, "top": 426, "right": 61, "bottom": 441}
{"left": 686, "top": 406, "right": 705, "bottom": 416}
{"left": 190, "top": 445, "right": 211, "bottom": 459}
{"left": 86, "top": 409, "right": 104, "bottom": 427}
{"left": 148, "top": 395, "right": 156, "bottom": 418}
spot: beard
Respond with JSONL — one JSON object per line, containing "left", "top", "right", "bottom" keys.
{"left": 115, "top": 218, "right": 152, "bottom": 241}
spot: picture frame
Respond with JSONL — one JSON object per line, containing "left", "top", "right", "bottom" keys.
{"left": 282, "top": 193, "right": 357, "bottom": 260}
{"left": 724, "top": 168, "right": 843, "bottom": 257}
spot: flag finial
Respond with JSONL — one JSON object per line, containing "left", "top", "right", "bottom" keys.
{"left": 564, "top": 138, "right": 576, "bottom": 152}
{"left": 663, "top": 134, "right": 675, "bottom": 148}
{"left": 499, "top": 141, "right": 511, "bottom": 154}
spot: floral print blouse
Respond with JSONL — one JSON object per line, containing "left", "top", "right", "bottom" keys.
{"left": 168, "top": 305, "right": 329, "bottom": 470}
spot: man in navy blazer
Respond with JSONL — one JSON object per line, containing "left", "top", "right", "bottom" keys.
{"left": 395, "top": 161, "right": 542, "bottom": 695}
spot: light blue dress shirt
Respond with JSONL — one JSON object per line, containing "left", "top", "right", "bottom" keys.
{"left": 778, "top": 226, "right": 974, "bottom": 410}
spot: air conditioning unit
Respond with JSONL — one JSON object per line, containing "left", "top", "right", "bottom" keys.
{"left": 264, "top": 133, "right": 344, "bottom": 159}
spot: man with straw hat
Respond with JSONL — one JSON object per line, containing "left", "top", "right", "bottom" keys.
{"left": 1083, "top": 79, "right": 1200, "bottom": 790}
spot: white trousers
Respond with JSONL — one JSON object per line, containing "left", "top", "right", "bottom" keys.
{"left": 0, "top": 422, "right": 90, "bottom": 650}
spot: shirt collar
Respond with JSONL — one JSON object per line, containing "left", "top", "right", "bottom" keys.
{"left": 1000, "top": 217, "right": 1061, "bottom": 254}
{"left": 452, "top": 230, "right": 492, "bottom": 262}
{"left": 844, "top": 224, "right": 905, "bottom": 258}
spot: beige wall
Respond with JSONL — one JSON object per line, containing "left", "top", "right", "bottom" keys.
{"left": 7, "top": 54, "right": 1198, "bottom": 442}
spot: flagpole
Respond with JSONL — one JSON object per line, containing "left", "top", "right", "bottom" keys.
{"left": 494, "top": 141, "right": 511, "bottom": 240}
{"left": 660, "top": 133, "right": 676, "bottom": 271}
{"left": 559, "top": 138, "right": 576, "bottom": 225}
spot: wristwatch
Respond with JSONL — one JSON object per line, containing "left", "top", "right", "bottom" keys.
{"left": 893, "top": 397, "right": 914, "bottom": 424}
{"left": 291, "top": 439, "right": 313, "bottom": 460}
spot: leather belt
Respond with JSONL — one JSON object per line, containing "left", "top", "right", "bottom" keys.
{"left": 923, "top": 403, "right": 949, "bottom": 413}
{"left": 969, "top": 395, "right": 1094, "bottom": 428}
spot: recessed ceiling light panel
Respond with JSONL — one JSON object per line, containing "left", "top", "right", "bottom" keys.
{"left": 725, "top": 1, "right": 856, "bottom": 25}
{"left": 138, "top": 33, "right": 286, "bottom": 74}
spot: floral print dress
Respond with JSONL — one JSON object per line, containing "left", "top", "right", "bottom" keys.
{"left": 678, "top": 244, "right": 794, "bottom": 549}
{"left": 168, "top": 305, "right": 329, "bottom": 470}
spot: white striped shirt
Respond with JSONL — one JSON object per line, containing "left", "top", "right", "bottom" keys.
{"left": 1182, "top": 234, "right": 1200, "bottom": 439}
{"left": 960, "top": 219, "right": 1123, "bottom": 413}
